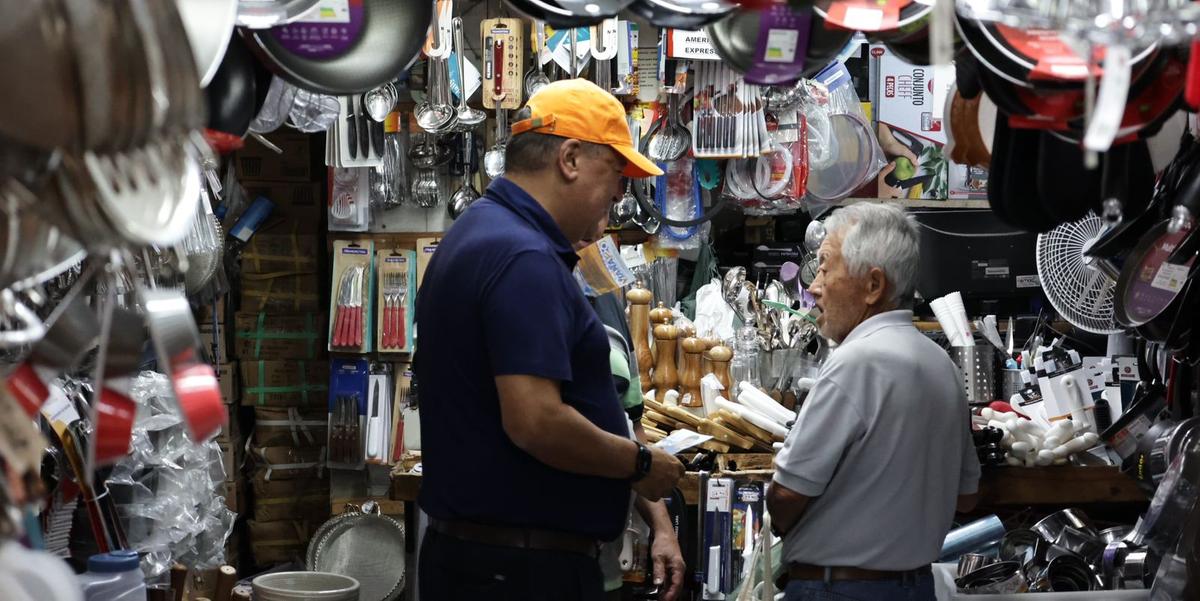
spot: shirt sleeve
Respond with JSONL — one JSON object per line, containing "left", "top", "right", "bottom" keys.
{"left": 959, "top": 406, "right": 982, "bottom": 495}
{"left": 481, "top": 251, "right": 575, "bottom": 382}
{"left": 772, "top": 379, "right": 865, "bottom": 497}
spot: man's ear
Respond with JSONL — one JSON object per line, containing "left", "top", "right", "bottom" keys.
{"left": 556, "top": 138, "right": 584, "bottom": 183}
{"left": 864, "top": 267, "right": 888, "bottom": 307}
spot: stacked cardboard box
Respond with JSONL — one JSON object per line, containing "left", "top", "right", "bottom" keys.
{"left": 230, "top": 130, "right": 331, "bottom": 569}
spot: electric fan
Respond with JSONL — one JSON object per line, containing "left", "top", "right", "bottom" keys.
{"left": 1035, "top": 212, "right": 1121, "bottom": 334}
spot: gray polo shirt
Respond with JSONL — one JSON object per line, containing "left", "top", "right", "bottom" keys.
{"left": 773, "top": 310, "right": 981, "bottom": 571}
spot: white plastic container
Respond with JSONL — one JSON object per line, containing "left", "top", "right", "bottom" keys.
{"left": 933, "top": 563, "right": 1149, "bottom": 601}
{"left": 77, "top": 550, "right": 146, "bottom": 601}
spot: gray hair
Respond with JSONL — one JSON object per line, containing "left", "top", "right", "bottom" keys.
{"left": 822, "top": 203, "right": 920, "bottom": 309}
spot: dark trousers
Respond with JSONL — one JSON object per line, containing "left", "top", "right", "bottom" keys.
{"left": 419, "top": 527, "right": 606, "bottom": 601}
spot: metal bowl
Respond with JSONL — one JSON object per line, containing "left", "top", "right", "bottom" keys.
{"left": 252, "top": 572, "right": 360, "bottom": 601}
{"left": 1032, "top": 509, "right": 1098, "bottom": 544}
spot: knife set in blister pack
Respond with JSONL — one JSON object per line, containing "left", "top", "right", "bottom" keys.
{"left": 328, "top": 358, "right": 368, "bottom": 470}
{"left": 327, "top": 95, "right": 387, "bottom": 169}
{"left": 329, "top": 240, "right": 374, "bottom": 352}
{"left": 376, "top": 248, "right": 416, "bottom": 353}
{"left": 700, "top": 477, "right": 765, "bottom": 599}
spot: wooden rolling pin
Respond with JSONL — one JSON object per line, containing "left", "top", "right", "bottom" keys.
{"left": 651, "top": 319, "right": 679, "bottom": 393}
{"left": 679, "top": 336, "right": 706, "bottom": 407}
{"left": 708, "top": 345, "right": 733, "bottom": 394}
{"left": 626, "top": 282, "right": 655, "bottom": 393}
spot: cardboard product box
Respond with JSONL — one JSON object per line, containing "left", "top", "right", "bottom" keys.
{"left": 235, "top": 132, "right": 314, "bottom": 182}
{"left": 251, "top": 471, "right": 330, "bottom": 498}
{"left": 253, "top": 406, "right": 328, "bottom": 448}
{"left": 234, "top": 312, "right": 326, "bottom": 360}
{"left": 250, "top": 445, "right": 327, "bottom": 481}
{"left": 216, "top": 402, "right": 241, "bottom": 444}
{"left": 239, "top": 181, "right": 324, "bottom": 233}
{"left": 414, "top": 237, "right": 441, "bottom": 289}
{"left": 869, "top": 43, "right": 988, "bottom": 201}
{"left": 240, "top": 234, "right": 322, "bottom": 274}
{"left": 248, "top": 519, "right": 314, "bottom": 566}
{"left": 240, "top": 360, "right": 330, "bottom": 408}
{"left": 255, "top": 477, "right": 331, "bottom": 523}
{"left": 241, "top": 272, "right": 322, "bottom": 312}
{"left": 194, "top": 296, "right": 229, "bottom": 327}
{"left": 216, "top": 362, "right": 240, "bottom": 406}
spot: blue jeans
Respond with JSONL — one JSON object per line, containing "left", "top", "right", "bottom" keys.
{"left": 783, "top": 574, "right": 936, "bottom": 601}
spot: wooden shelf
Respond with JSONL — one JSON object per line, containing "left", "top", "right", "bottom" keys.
{"left": 392, "top": 464, "right": 1146, "bottom": 507}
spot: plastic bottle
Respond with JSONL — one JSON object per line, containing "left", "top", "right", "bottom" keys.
{"left": 78, "top": 551, "right": 147, "bottom": 601}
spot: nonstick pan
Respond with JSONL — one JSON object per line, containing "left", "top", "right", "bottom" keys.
{"left": 250, "top": 0, "right": 432, "bottom": 95}
{"left": 205, "top": 36, "right": 258, "bottom": 137}
{"left": 996, "top": 120, "right": 1059, "bottom": 232}
{"left": 1113, "top": 219, "right": 1197, "bottom": 339}
{"left": 706, "top": 3, "right": 853, "bottom": 83}
{"left": 505, "top": 0, "right": 609, "bottom": 28}
{"left": 629, "top": 0, "right": 738, "bottom": 29}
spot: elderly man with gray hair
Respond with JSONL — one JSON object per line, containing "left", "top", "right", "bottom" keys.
{"left": 766, "top": 203, "right": 981, "bottom": 601}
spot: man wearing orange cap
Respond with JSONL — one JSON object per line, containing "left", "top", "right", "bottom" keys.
{"left": 414, "top": 79, "right": 684, "bottom": 600}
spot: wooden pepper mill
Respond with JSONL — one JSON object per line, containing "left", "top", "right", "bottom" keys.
{"left": 626, "top": 282, "right": 655, "bottom": 393}
{"left": 701, "top": 337, "right": 720, "bottom": 377}
{"left": 679, "top": 336, "right": 706, "bottom": 407}
{"left": 652, "top": 318, "right": 680, "bottom": 394}
{"left": 708, "top": 344, "right": 733, "bottom": 394}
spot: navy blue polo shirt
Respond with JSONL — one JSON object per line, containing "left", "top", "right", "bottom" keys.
{"left": 414, "top": 178, "right": 630, "bottom": 541}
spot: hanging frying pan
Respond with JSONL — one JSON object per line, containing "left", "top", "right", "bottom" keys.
{"left": 504, "top": 0, "right": 609, "bottom": 28}
{"left": 956, "top": 16, "right": 1160, "bottom": 91}
{"left": 629, "top": 0, "right": 738, "bottom": 29}
{"left": 707, "top": 3, "right": 853, "bottom": 84}
{"left": 1113, "top": 219, "right": 1198, "bottom": 339}
{"left": 205, "top": 36, "right": 258, "bottom": 138}
{"left": 1035, "top": 132, "right": 1099, "bottom": 224}
{"left": 236, "top": 0, "right": 320, "bottom": 29}
{"left": 249, "top": 0, "right": 432, "bottom": 95}
{"left": 555, "top": 0, "right": 636, "bottom": 20}
{"left": 987, "top": 111, "right": 1013, "bottom": 225}
{"left": 175, "top": 0, "right": 239, "bottom": 88}
{"left": 814, "top": 0, "right": 930, "bottom": 39}
{"left": 956, "top": 50, "right": 983, "bottom": 99}
{"left": 1000, "top": 122, "right": 1060, "bottom": 232}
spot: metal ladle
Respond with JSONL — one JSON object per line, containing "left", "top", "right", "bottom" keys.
{"left": 416, "top": 57, "right": 457, "bottom": 132}
{"left": 364, "top": 82, "right": 396, "bottom": 122}
{"left": 452, "top": 18, "right": 485, "bottom": 131}
{"left": 448, "top": 132, "right": 480, "bottom": 219}
{"left": 610, "top": 181, "right": 637, "bottom": 225}
{"left": 525, "top": 20, "right": 550, "bottom": 96}
{"left": 483, "top": 109, "right": 507, "bottom": 178}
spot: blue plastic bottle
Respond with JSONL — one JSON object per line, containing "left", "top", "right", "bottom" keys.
{"left": 77, "top": 550, "right": 147, "bottom": 601}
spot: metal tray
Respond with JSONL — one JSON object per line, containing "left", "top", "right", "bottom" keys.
{"left": 307, "top": 501, "right": 406, "bottom": 601}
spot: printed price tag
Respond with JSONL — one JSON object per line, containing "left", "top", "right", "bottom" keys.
{"left": 841, "top": 5, "right": 884, "bottom": 30}
{"left": 1151, "top": 262, "right": 1189, "bottom": 293}
{"left": 1084, "top": 45, "right": 1131, "bottom": 152}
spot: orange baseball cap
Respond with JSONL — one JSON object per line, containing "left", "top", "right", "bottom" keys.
{"left": 510, "top": 79, "right": 664, "bottom": 178}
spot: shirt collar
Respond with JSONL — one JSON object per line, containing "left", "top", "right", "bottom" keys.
{"left": 486, "top": 177, "right": 578, "bottom": 267}
{"left": 840, "top": 310, "right": 915, "bottom": 346}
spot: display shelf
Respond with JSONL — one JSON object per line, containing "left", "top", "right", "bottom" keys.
{"left": 391, "top": 463, "right": 1146, "bottom": 507}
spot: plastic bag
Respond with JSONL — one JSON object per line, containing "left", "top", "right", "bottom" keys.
{"left": 655, "top": 157, "right": 705, "bottom": 249}
{"left": 109, "top": 372, "right": 235, "bottom": 578}
{"left": 802, "top": 63, "right": 886, "bottom": 204}
{"left": 329, "top": 168, "right": 370, "bottom": 232}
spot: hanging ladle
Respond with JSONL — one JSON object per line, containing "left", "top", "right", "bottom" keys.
{"left": 452, "top": 17, "right": 486, "bottom": 131}
{"left": 449, "top": 132, "right": 481, "bottom": 219}
{"left": 364, "top": 82, "right": 397, "bottom": 122}
{"left": 415, "top": 8, "right": 456, "bottom": 132}
{"left": 525, "top": 20, "right": 551, "bottom": 96}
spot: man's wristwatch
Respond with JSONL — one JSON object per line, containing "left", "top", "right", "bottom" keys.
{"left": 630, "top": 441, "right": 653, "bottom": 482}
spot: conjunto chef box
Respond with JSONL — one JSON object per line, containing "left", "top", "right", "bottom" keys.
{"left": 931, "top": 564, "right": 1149, "bottom": 601}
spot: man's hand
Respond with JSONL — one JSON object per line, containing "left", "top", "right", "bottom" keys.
{"left": 632, "top": 445, "right": 684, "bottom": 501}
{"left": 649, "top": 526, "right": 685, "bottom": 601}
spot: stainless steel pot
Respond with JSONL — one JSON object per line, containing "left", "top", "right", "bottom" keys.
{"left": 252, "top": 572, "right": 360, "bottom": 601}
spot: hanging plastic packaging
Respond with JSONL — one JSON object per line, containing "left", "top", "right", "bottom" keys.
{"left": 655, "top": 158, "right": 704, "bottom": 249}
{"left": 108, "top": 372, "right": 235, "bottom": 579}
{"left": 803, "top": 63, "right": 886, "bottom": 205}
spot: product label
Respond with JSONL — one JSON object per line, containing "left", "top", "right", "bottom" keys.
{"left": 825, "top": 0, "right": 909, "bottom": 31}
{"left": 972, "top": 259, "right": 1010, "bottom": 279}
{"left": 1126, "top": 225, "right": 1195, "bottom": 323}
{"left": 1015, "top": 274, "right": 1041, "bottom": 288}
{"left": 995, "top": 25, "right": 1097, "bottom": 81}
{"left": 342, "top": 247, "right": 368, "bottom": 255}
{"left": 763, "top": 29, "right": 800, "bottom": 63}
{"left": 271, "top": 0, "right": 364, "bottom": 60}
{"left": 1115, "top": 355, "right": 1140, "bottom": 381}
{"left": 1150, "top": 262, "right": 1189, "bottom": 293}
{"left": 666, "top": 29, "right": 719, "bottom": 61}
{"left": 384, "top": 257, "right": 406, "bottom": 263}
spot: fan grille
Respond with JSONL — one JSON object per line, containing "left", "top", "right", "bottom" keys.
{"left": 1035, "top": 213, "right": 1120, "bottom": 334}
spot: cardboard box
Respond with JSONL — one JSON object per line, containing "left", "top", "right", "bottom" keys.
{"left": 241, "top": 272, "right": 322, "bottom": 312}
{"left": 224, "top": 478, "right": 246, "bottom": 516}
{"left": 251, "top": 472, "right": 330, "bottom": 497}
{"left": 216, "top": 402, "right": 240, "bottom": 444}
{"left": 194, "top": 296, "right": 229, "bottom": 327}
{"left": 240, "top": 360, "right": 330, "bottom": 407}
{"left": 235, "top": 132, "right": 314, "bottom": 182}
{"left": 253, "top": 406, "right": 328, "bottom": 447}
{"left": 248, "top": 520, "right": 313, "bottom": 565}
{"left": 199, "top": 322, "right": 232, "bottom": 364}
{"left": 255, "top": 476, "right": 330, "bottom": 522}
{"left": 415, "top": 237, "right": 441, "bottom": 289}
{"left": 239, "top": 181, "right": 324, "bottom": 232}
{"left": 218, "top": 440, "right": 243, "bottom": 482}
{"left": 251, "top": 445, "right": 326, "bottom": 481}
{"left": 240, "top": 234, "right": 322, "bottom": 274}
{"left": 216, "top": 362, "right": 239, "bottom": 406}
{"left": 234, "top": 312, "right": 326, "bottom": 360}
